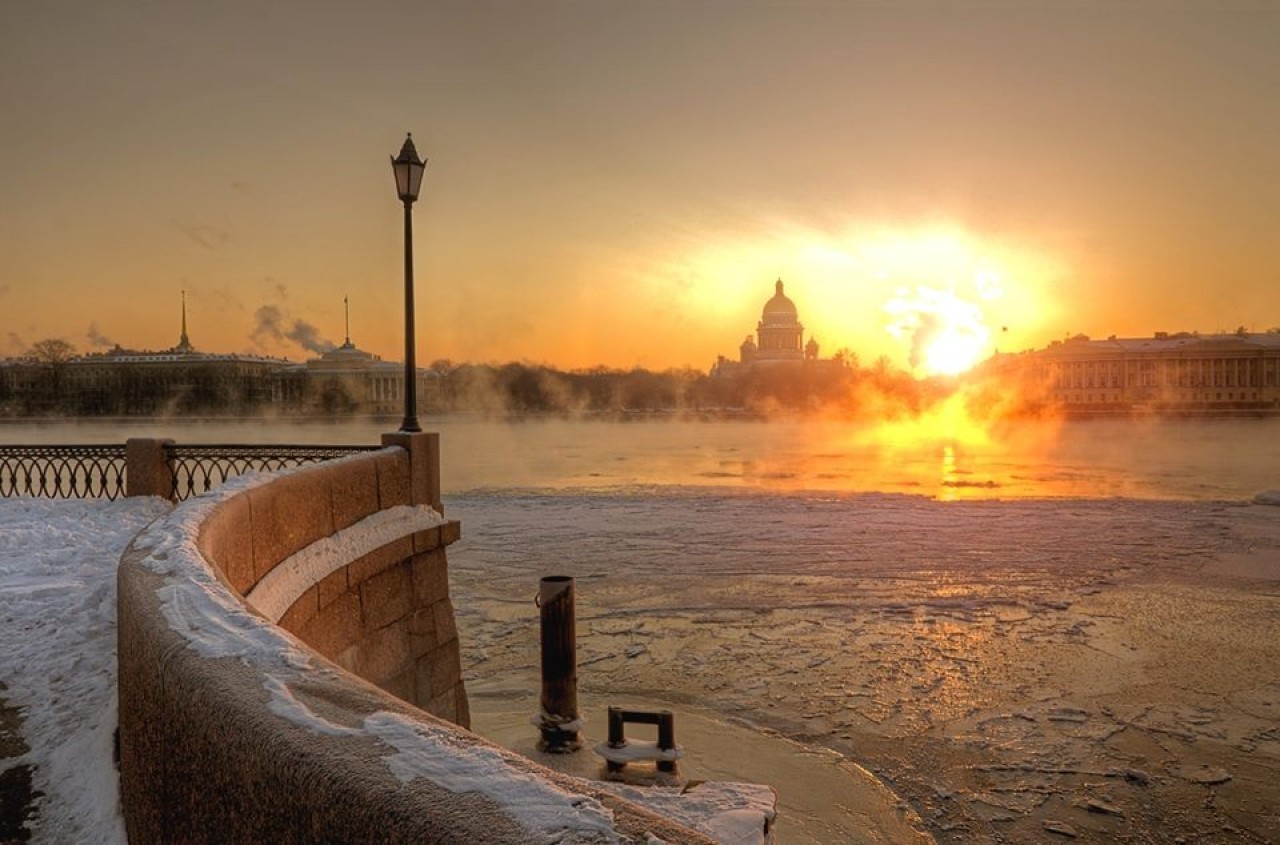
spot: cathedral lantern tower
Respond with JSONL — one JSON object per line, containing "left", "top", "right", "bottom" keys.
{"left": 755, "top": 279, "right": 805, "bottom": 362}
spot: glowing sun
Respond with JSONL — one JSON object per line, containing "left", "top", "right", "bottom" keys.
{"left": 885, "top": 283, "right": 994, "bottom": 377}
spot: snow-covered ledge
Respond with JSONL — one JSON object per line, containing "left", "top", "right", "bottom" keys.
{"left": 116, "top": 437, "right": 715, "bottom": 844}
{"left": 243, "top": 504, "right": 447, "bottom": 622}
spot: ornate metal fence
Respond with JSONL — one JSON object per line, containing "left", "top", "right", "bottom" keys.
{"left": 0, "top": 445, "right": 130, "bottom": 500}
{"left": 0, "top": 443, "right": 381, "bottom": 502}
{"left": 167, "top": 444, "right": 381, "bottom": 502}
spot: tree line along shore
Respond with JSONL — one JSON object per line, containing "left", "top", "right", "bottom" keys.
{"left": 3, "top": 352, "right": 984, "bottom": 419}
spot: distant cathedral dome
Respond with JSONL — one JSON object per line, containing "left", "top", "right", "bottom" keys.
{"left": 751, "top": 278, "right": 805, "bottom": 361}
{"left": 711, "top": 277, "right": 837, "bottom": 377}
{"left": 761, "top": 279, "right": 798, "bottom": 324}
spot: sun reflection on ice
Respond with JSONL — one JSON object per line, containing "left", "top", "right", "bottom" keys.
{"left": 939, "top": 445, "right": 959, "bottom": 502}
{"left": 848, "top": 390, "right": 1008, "bottom": 499}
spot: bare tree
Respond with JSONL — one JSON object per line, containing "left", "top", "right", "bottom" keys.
{"left": 27, "top": 338, "right": 78, "bottom": 365}
{"left": 833, "top": 348, "right": 858, "bottom": 370}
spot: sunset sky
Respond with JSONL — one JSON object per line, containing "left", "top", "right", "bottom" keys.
{"left": 2, "top": 1, "right": 1277, "bottom": 372}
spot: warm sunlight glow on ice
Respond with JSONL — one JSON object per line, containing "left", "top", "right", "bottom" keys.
{"left": 835, "top": 391, "right": 1017, "bottom": 497}
{"left": 874, "top": 392, "right": 994, "bottom": 451}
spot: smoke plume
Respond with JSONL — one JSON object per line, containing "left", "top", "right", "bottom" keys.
{"left": 250, "top": 305, "right": 335, "bottom": 355}
{"left": 86, "top": 322, "right": 114, "bottom": 349}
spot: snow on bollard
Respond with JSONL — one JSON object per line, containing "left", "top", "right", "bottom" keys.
{"left": 535, "top": 575, "right": 581, "bottom": 752}
{"left": 597, "top": 706, "right": 681, "bottom": 777}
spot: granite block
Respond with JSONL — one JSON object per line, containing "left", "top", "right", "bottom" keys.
{"left": 277, "top": 586, "right": 320, "bottom": 634}
{"left": 360, "top": 562, "right": 412, "bottom": 632}
{"left": 296, "top": 591, "right": 362, "bottom": 661}
{"left": 355, "top": 618, "right": 413, "bottom": 685}
{"left": 430, "top": 638, "right": 462, "bottom": 693}
{"left": 373, "top": 450, "right": 411, "bottom": 509}
{"left": 247, "top": 469, "right": 335, "bottom": 583}
{"left": 329, "top": 457, "right": 380, "bottom": 530}
{"left": 432, "top": 598, "right": 458, "bottom": 643}
{"left": 407, "top": 607, "right": 439, "bottom": 657}
{"left": 197, "top": 491, "right": 255, "bottom": 593}
{"left": 411, "top": 550, "right": 449, "bottom": 606}
{"left": 348, "top": 537, "right": 412, "bottom": 587}
{"left": 317, "top": 568, "right": 349, "bottom": 610}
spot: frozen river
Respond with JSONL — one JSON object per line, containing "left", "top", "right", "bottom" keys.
{"left": 445, "top": 487, "right": 1280, "bottom": 843}
{"left": 4, "top": 414, "right": 1279, "bottom": 500}
{"left": 4, "top": 415, "right": 1280, "bottom": 841}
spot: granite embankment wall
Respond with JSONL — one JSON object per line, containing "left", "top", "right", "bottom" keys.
{"left": 116, "top": 433, "right": 713, "bottom": 844}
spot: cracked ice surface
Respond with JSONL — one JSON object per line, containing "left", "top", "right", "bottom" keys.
{"left": 448, "top": 489, "right": 1280, "bottom": 843}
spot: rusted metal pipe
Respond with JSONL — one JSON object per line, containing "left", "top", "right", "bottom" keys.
{"left": 537, "top": 575, "right": 580, "bottom": 752}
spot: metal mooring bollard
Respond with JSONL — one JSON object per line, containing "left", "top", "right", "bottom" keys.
{"left": 536, "top": 575, "right": 581, "bottom": 752}
{"left": 605, "top": 706, "right": 679, "bottom": 774}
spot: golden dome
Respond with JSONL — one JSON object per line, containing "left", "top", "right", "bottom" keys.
{"left": 761, "top": 279, "right": 798, "bottom": 323}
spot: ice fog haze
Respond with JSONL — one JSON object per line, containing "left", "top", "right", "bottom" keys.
{"left": 2, "top": 415, "right": 1277, "bottom": 501}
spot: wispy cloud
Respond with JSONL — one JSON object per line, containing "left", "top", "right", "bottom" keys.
{"left": 194, "top": 284, "right": 246, "bottom": 316}
{"left": 171, "top": 219, "right": 230, "bottom": 250}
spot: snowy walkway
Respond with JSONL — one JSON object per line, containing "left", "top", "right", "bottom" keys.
{"left": 0, "top": 497, "right": 170, "bottom": 843}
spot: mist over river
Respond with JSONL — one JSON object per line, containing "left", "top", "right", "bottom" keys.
{"left": 3, "top": 414, "right": 1278, "bottom": 500}
{"left": 5, "top": 415, "right": 1280, "bottom": 842}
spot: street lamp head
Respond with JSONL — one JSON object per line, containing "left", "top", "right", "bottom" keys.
{"left": 391, "top": 133, "right": 426, "bottom": 204}
{"left": 393, "top": 133, "right": 425, "bottom": 432}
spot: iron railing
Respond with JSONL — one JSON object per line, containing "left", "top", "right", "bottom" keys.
{"left": 0, "top": 444, "right": 129, "bottom": 500}
{"left": 0, "top": 443, "right": 381, "bottom": 502}
{"left": 167, "top": 444, "right": 381, "bottom": 502}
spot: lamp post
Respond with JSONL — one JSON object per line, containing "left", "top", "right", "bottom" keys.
{"left": 391, "top": 133, "right": 426, "bottom": 433}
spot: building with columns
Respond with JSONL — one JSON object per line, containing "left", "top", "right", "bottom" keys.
{"left": 1002, "top": 329, "right": 1280, "bottom": 414}
{"left": 298, "top": 337, "right": 421, "bottom": 415}
{"left": 712, "top": 279, "right": 826, "bottom": 377}
{"left": 0, "top": 295, "right": 430, "bottom": 417}
{"left": 294, "top": 298, "right": 431, "bottom": 414}
{"left": 58, "top": 294, "right": 291, "bottom": 414}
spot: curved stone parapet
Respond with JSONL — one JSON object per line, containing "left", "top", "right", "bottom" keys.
{"left": 117, "top": 438, "right": 714, "bottom": 844}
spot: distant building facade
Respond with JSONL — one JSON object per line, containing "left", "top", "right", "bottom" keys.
{"left": 712, "top": 279, "right": 830, "bottom": 377}
{"left": 0, "top": 298, "right": 429, "bottom": 417}
{"left": 1003, "top": 329, "right": 1280, "bottom": 414}
{"left": 297, "top": 336, "right": 428, "bottom": 415}
{"left": 66, "top": 347, "right": 291, "bottom": 415}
